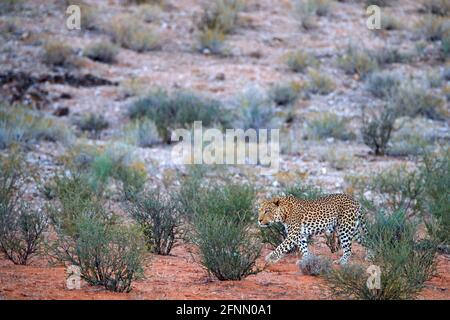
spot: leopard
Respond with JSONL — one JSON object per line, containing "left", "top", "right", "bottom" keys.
{"left": 258, "top": 193, "right": 367, "bottom": 265}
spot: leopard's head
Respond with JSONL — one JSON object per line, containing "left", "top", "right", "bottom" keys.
{"left": 258, "top": 197, "right": 283, "bottom": 227}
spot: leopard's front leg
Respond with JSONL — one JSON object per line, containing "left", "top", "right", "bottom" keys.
{"left": 265, "top": 226, "right": 300, "bottom": 264}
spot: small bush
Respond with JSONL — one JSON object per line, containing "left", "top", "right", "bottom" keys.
{"left": 269, "top": 83, "right": 299, "bottom": 106}
{"left": 325, "top": 210, "right": 437, "bottom": 300}
{"left": 197, "top": 28, "right": 227, "bottom": 55}
{"left": 372, "top": 47, "right": 409, "bottom": 66}
{"left": 42, "top": 41, "right": 76, "bottom": 67}
{"left": 0, "top": 0, "right": 23, "bottom": 14}
{"left": 294, "top": 0, "right": 332, "bottom": 29}
{"left": 123, "top": 118, "right": 162, "bottom": 148}
{"left": 306, "top": 113, "right": 355, "bottom": 141}
{"left": 361, "top": 105, "right": 397, "bottom": 156}
{"left": 185, "top": 180, "right": 260, "bottom": 281}
{"left": 362, "top": 164, "right": 424, "bottom": 215}
{"left": 416, "top": 14, "right": 450, "bottom": 42}
{"left": 0, "top": 153, "right": 47, "bottom": 265}
{"left": 299, "top": 254, "right": 331, "bottom": 276}
{"left": 365, "top": 71, "right": 401, "bottom": 98}
{"left": 84, "top": 40, "right": 119, "bottom": 64}
{"left": 74, "top": 113, "right": 109, "bottom": 138}
{"left": 393, "top": 82, "right": 446, "bottom": 120}
{"left": 110, "top": 17, "right": 160, "bottom": 52}
{"left": 129, "top": 90, "right": 224, "bottom": 143}
{"left": 197, "top": 0, "right": 242, "bottom": 35}
{"left": 381, "top": 14, "right": 403, "bottom": 30}
{"left": 0, "top": 105, "right": 73, "bottom": 149}
{"left": 232, "top": 86, "right": 276, "bottom": 130}
{"left": 49, "top": 171, "right": 105, "bottom": 237}
{"left": 285, "top": 50, "right": 318, "bottom": 73}
{"left": 337, "top": 44, "right": 378, "bottom": 79}
{"left": 51, "top": 213, "right": 146, "bottom": 293}
{"left": 421, "top": 0, "right": 450, "bottom": 17}
{"left": 420, "top": 149, "right": 450, "bottom": 247}
{"left": 128, "top": 191, "right": 179, "bottom": 255}
{"left": 365, "top": 0, "right": 393, "bottom": 6}
{"left": 306, "top": 69, "right": 335, "bottom": 95}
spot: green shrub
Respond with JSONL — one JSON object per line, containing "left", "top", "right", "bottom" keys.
{"left": 361, "top": 164, "right": 424, "bottom": 215}
{"left": 122, "top": 119, "right": 162, "bottom": 148}
{"left": 187, "top": 181, "right": 260, "bottom": 280}
{"left": 269, "top": 83, "right": 299, "bottom": 106}
{"left": 393, "top": 82, "right": 446, "bottom": 120}
{"left": 365, "top": 0, "right": 393, "bottom": 6}
{"left": 0, "top": 105, "right": 73, "bottom": 149}
{"left": 325, "top": 210, "right": 437, "bottom": 300}
{"left": 74, "top": 113, "right": 109, "bottom": 138}
{"left": 294, "top": 0, "right": 332, "bottom": 29}
{"left": 420, "top": 149, "right": 450, "bottom": 247}
{"left": 84, "top": 40, "right": 119, "bottom": 64}
{"left": 306, "top": 69, "right": 335, "bottom": 95}
{"left": 421, "top": 0, "right": 450, "bottom": 17}
{"left": 298, "top": 254, "right": 331, "bottom": 276}
{"left": 417, "top": 14, "right": 450, "bottom": 42}
{"left": 110, "top": 16, "right": 160, "bottom": 52}
{"left": 42, "top": 41, "right": 76, "bottom": 67}
{"left": 372, "top": 47, "right": 409, "bottom": 66}
{"left": 365, "top": 71, "right": 401, "bottom": 98}
{"left": 197, "top": 28, "right": 227, "bottom": 55}
{"left": 381, "top": 14, "right": 403, "bottom": 30}
{"left": 197, "top": 0, "right": 242, "bottom": 35}
{"left": 233, "top": 86, "right": 277, "bottom": 130}
{"left": 128, "top": 191, "right": 179, "bottom": 255}
{"left": 285, "top": 50, "right": 319, "bottom": 73}
{"left": 129, "top": 90, "right": 224, "bottom": 143}
{"left": 361, "top": 105, "right": 398, "bottom": 156}
{"left": 0, "top": 152, "right": 47, "bottom": 265}
{"left": 51, "top": 213, "right": 146, "bottom": 292}
{"left": 49, "top": 171, "right": 105, "bottom": 237}
{"left": 306, "top": 113, "right": 355, "bottom": 141}
{"left": 337, "top": 44, "right": 378, "bottom": 79}
{"left": 0, "top": 0, "right": 23, "bottom": 14}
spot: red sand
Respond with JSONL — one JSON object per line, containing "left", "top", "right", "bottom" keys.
{"left": 0, "top": 244, "right": 448, "bottom": 300}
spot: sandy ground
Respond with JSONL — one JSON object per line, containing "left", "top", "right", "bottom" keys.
{"left": 0, "top": 243, "right": 448, "bottom": 300}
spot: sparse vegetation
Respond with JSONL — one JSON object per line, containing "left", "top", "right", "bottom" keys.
{"left": 128, "top": 190, "right": 179, "bottom": 255}
{"left": 306, "top": 113, "right": 355, "bottom": 141}
{"left": 0, "top": 152, "right": 48, "bottom": 265}
{"left": 84, "top": 40, "right": 119, "bottom": 64}
{"left": 337, "top": 44, "right": 378, "bottom": 79}
{"left": 361, "top": 105, "right": 398, "bottom": 156}
{"left": 129, "top": 90, "right": 224, "bottom": 143}
{"left": 188, "top": 181, "right": 261, "bottom": 280}
{"left": 269, "top": 82, "right": 300, "bottom": 106}
{"left": 50, "top": 212, "right": 146, "bottom": 292}
{"left": 325, "top": 210, "right": 437, "bottom": 300}
{"left": 0, "top": 105, "right": 74, "bottom": 149}
{"left": 365, "top": 71, "right": 401, "bottom": 98}
{"left": 42, "top": 41, "right": 76, "bottom": 67}
{"left": 416, "top": 14, "right": 450, "bottom": 42}
{"left": 74, "top": 113, "right": 109, "bottom": 138}
{"left": 110, "top": 16, "right": 160, "bottom": 52}
{"left": 294, "top": 0, "right": 333, "bottom": 29}
{"left": 306, "top": 69, "right": 335, "bottom": 95}
{"left": 232, "top": 86, "right": 277, "bottom": 130}
{"left": 285, "top": 50, "right": 319, "bottom": 73}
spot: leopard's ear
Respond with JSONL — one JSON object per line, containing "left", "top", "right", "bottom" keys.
{"left": 272, "top": 197, "right": 280, "bottom": 206}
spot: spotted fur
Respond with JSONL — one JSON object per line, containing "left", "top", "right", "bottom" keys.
{"left": 258, "top": 194, "right": 367, "bottom": 265}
